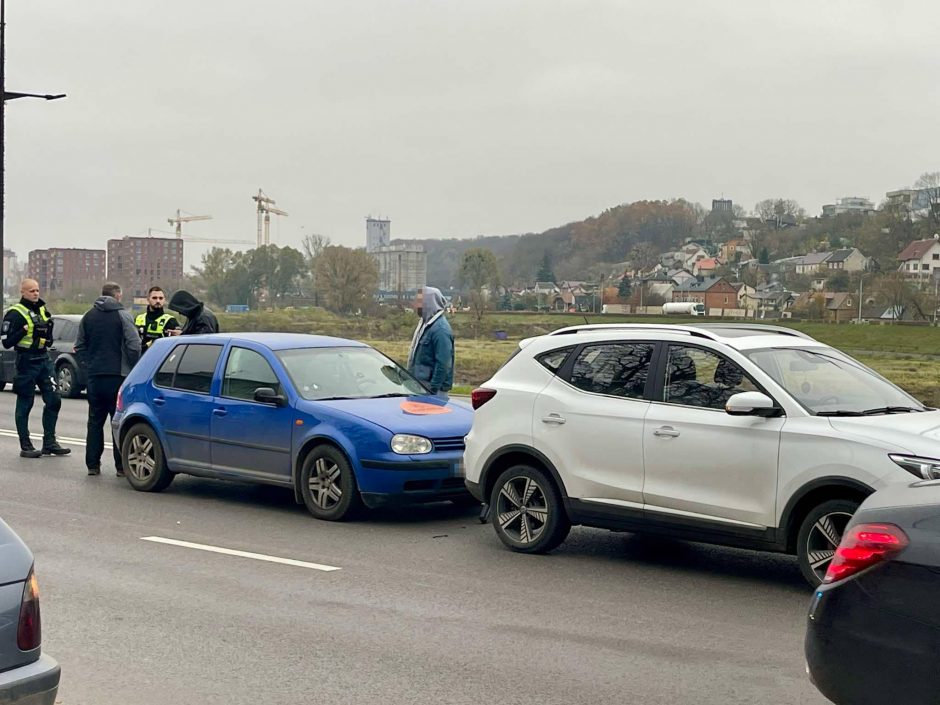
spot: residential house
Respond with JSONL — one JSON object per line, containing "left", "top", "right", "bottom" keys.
{"left": 720, "top": 239, "right": 752, "bottom": 262}
{"left": 693, "top": 257, "right": 722, "bottom": 277}
{"left": 821, "top": 197, "right": 877, "bottom": 217}
{"left": 732, "top": 282, "right": 758, "bottom": 313}
{"left": 671, "top": 276, "right": 739, "bottom": 311}
{"left": 794, "top": 252, "right": 832, "bottom": 275}
{"left": 794, "top": 291, "right": 858, "bottom": 323}
{"left": 825, "top": 248, "right": 868, "bottom": 273}
{"left": 898, "top": 238, "right": 940, "bottom": 282}
{"left": 667, "top": 268, "right": 696, "bottom": 287}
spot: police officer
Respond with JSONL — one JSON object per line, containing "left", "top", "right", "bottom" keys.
{"left": 135, "top": 286, "right": 180, "bottom": 353}
{"left": 0, "top": 279, "right": 70, "bottom": 458}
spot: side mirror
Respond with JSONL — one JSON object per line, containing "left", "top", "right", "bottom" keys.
{"left": 254, "top": 387, "right": 287, "bottom": 407}
{"left": 725, "top": 391, "right": 781, "bottom": 418}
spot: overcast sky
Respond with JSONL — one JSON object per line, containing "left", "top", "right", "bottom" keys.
{"left": 6, "top": 0, "right": 939, "bottom": 268}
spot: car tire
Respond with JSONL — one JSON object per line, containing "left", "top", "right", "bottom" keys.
{"left": 796, "top": 498, "right": 860, "bottom": 587}
{"left": 56, "top": 362, "right": 81, "bottom": 399}
{"left": 299, "top": 445, "right": 361, "bottom": 521}
{"left": 490, "top": 465, "right": 571, "bottom": 554}
{"left": 121, "top": 423, "right": 175, "bottom": 492}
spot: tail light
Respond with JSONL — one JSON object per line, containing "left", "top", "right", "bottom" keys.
{"left": 824, "top": 523, "right": 909, "bottom": 584}
{"left": 17, "top": 568, "right": 42, "bottom": 651}
{"left": 116, "top": 388, "right": 124, "bottom": 412}
{"left": 471, "top": 388, "right": 497, "bottom": 410}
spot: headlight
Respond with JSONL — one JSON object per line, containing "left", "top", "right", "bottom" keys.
{"left": 391, "top": 434, "right": 432, "bottom": 455}
{"left": 889, "top": 454, "right": 940, "bottom": 480}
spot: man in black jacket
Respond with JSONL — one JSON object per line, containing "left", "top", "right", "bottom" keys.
{"left": 75, "top": 282, "right": 141, "bottom": 476}
{"left": 1, "top": 279, "right": 70, "bottom": 458}
{"left": 168, "top": 290, "right": 219, "bottom": 335}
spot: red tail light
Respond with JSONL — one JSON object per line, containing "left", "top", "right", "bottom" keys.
{"left": 17, "top": 569, "right": 41, "bottom": 651}
{"left": 116, "top": 388, "right": 124, "bottom": 412}
{"left": 824, "top": 523, "right": 909, "bottom": 584}
{"left": 471, "top": 388, "right": 497, "bottom": 410}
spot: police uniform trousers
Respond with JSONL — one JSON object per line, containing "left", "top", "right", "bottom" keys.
{"left": 13, "top": 350, "right": 61, "bottom": 448}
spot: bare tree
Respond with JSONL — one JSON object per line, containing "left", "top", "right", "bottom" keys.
{"left": 314, "top": 246, "right": 379, "bottom": 315}
{"left": 914, "top": 172, "right": 940, "bottom": 231}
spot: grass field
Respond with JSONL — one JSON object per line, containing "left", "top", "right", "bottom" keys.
{"left": 214, "top": 308, "right": 940, "bottom": 405}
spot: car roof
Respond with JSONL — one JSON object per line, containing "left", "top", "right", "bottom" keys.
{"left": 173, "top": 332, "right": 369, "bottom": 351}
{"left": 521, "top": 323, "right": 827, "bottom": 354}
{"left": 53, "top": 314, "right": 83, "bottom": 322}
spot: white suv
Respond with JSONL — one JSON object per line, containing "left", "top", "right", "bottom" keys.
{"left": 464, "top": 323, "right": 940, "bottom": 585}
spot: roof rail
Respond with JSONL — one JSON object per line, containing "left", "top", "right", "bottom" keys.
{"left": 694, "top": 323, "right": 815, "bottom": 340}
{"left": 548, "top": 324, "right": 720, "bottom": 341}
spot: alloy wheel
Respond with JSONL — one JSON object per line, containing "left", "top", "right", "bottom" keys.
{"left": 805, "top": 511, "right": 853, "bottom": 582}
{"left": 127, "top": 434, "right": 156, "bottom": 481}
{"left": 308, "top": 457, "right": 343, "bottom": 510}
{"left": 57, "top": 366, "right": 72, "bottom": 395}
{"left": 495, "top": 476, "right": 549, "bottom": 545}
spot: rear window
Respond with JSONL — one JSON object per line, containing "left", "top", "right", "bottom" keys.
{"left": 154, "top": 347, "right": 183, "bottom": 388}
{"left": 159, "top": 344, "right": 222, "bottom": 394}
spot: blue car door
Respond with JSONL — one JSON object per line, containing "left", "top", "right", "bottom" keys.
{"left": 209, "top": 345, "right": 294, "bottom": 484}
{"left": 149, "top": 343, "right": 223, "bottom": 472}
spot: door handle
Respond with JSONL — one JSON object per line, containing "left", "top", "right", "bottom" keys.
{"left": 653, "top": 426, "right": 680, "bottom": 438}
{"left": 541, "top": 414, "right": 566, "bottom": 425}
{"left": 213, "top": 408, "right": 227, "bottom": 417}
{"left": 153, "top": 397, "right": 166, "bottom": 406}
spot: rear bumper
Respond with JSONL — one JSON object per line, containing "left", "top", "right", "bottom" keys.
{"left": 0, "top": 653, "right": 60, "bottom": 705}
{"left": 806, "top": 579, "right": 940, "bottom": 705}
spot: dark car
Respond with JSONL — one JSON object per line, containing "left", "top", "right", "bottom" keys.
{"left": 0, "top": 516, "right": 60, "bottom": 704}
{"left": 805, "top": 480, "right": 940, "bottom": 705}
{"left": 0, "top": 314, "right": 86, "bottom": 398}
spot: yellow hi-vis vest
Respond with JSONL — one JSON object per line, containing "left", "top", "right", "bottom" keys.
{"left": 9, "top": 303, "right": 52, "bottom": 350}
{"left": 136, "top": 312, "right": 174, "bottom": 347}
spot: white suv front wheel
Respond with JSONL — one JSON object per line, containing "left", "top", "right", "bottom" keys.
{"left": 796, "top": 499, "right": 860, "bottom": 586}
{"left": 490, "top": 465, "right": 571, "bottom": 553}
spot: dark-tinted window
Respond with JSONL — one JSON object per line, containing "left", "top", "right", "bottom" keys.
{"left": 173, "top": 344, "right": 222, "bottom": 394}
{"left": 154, "top": 347, "right": 183, "bottom": 388}
{"left": 538, "top": 347, "right": 572, "bottom": 374}
{"left": 662, "top": 345, "right": 758, "bottom": 410}
{"left": 567, "top": 343, "right": 654, "bottom": 399}
{"left": 222, "top": 347, "right": 281, "bottom": 401}
{"left": 54, "top": 320, "right": 76, "bottom": 342}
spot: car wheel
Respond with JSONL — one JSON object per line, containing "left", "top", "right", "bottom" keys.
{"left": 490, "top": 465, "right": 571, "bottom": 554}
{"left": 56, "top": 363, "right": 81, "bottom": 399}
{"left": 796, "top": 499, "right": 860, "bottom": 587}
{"left": 121, "top": 423, "right": 174, "bottom": 492}
{"left": 299, "top": 446, "right": 361, "bottom": 521}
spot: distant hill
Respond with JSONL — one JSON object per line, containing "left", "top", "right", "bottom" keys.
{"left": 401, "top": 199, "right": 701, "bottom": 288}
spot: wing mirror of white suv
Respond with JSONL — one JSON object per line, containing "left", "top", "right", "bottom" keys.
{"left": 725, "top": 391, "right": 781, "bottom": 418}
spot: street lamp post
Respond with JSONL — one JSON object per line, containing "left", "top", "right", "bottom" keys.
{"left": 1, "top": 0, "right": 66, "bottom": 300}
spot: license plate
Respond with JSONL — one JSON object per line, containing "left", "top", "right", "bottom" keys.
{"left": 452, "top": 459, "right": 465, "bottom": 477}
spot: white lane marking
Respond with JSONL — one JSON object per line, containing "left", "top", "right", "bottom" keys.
{"left": 0, "top": 428, "right": 113, "bottom": 449}
{"left": 140, "top": 536, "right": 342, "bottom": 572}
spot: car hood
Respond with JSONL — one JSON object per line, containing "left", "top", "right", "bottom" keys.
{"left": 829, "top": 410, "right": 940, "bottom": 455}
{"left": 300, "top": 396, "right": 474, "bottom": 436}
{"left": 0, "top": 518, "right": 33, "bottom": 585}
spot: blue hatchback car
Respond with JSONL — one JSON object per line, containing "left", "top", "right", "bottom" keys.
{"left": 112, "top": 333, "right": 474, "bottom": 520}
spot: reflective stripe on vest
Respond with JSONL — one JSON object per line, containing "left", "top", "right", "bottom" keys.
{"left": 9, "top": 303, "right": 52, "bottom": 350}
{"left": 136, "top": 312, "right": 173, "bottom": 341}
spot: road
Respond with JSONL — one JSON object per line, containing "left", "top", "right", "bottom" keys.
{"left": 0, "top": 391, "right": 827, "bottom": 705}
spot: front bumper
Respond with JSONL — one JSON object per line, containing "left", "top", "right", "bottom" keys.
{"left": 357, "top": 455, "right": 468, "bottom": 507}
{"left": 0, "top": 653, "right": 60, "bottom": 705}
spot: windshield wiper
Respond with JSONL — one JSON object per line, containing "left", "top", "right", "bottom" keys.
{"left": 368, "top": 393, "right": 409, "bottom": 399}
{"left": 861, "top": 406, "right": 923, "bottom": 415}
{"left": 314, "top": 396, "right": 360, "bottom": 401}
{"left": 816, "top": 410, "right": 865, "bottom": 417}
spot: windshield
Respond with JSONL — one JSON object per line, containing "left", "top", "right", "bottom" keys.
{"left": 745, "top": 347, "right": 925, "bottom": 416}
{"left": 277, "top": 346, "right": 428, "bottom": 401}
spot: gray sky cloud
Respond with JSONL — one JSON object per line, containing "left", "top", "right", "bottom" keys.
{"left": 6, "top": 0, "right": 939, "bottom": 268}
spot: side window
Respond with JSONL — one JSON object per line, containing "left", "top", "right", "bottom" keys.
{"left": 663, "top": 345, "right": 758, "bottom": 410}
{"left": 54, "top": 320, "right": 75, "bottom": 341}
{"left": 173, "top": 344, "right": 222, "bottom": 394}
{"left": 537, "top": 347, "right": 573, "bottom": 374}
{"left": 222, "top": 347, "right": 281, "bottom": 401}
{"left": 567, "top": 343, "right": 654, "bottom": 399}
{"left": 154, "top": 346, "right": 184, "bottom": 388}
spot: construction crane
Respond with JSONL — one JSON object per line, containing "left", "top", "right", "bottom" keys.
{"left": 252, "top": 189, "right": 288, "bottom": 247}
{"left": 168, "top": 209, "right": 213, "bottom": 238}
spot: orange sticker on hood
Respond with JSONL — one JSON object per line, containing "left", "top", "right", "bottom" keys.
{"left": 400, "top": 400, "right": 453, "bottom": 415}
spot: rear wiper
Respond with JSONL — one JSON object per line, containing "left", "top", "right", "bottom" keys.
{"left": 816, "top": 410, "right": 865, "bottom": 417}
{"left": 861, "top": 406, "right": 923, "bottom": 415}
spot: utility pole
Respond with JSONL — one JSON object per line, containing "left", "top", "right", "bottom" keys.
{"left": 857, "top": 274, "right": 863, "bottom": 324}
{"left": 0, "top": 0, "right": 66, "bottom": 299}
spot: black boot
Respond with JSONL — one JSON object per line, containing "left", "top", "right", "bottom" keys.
{"left": 41, "top": 442, "right": 71, "bottom": 456}
{"left": 20, "top": 443, "right": 41, "bottom": 459}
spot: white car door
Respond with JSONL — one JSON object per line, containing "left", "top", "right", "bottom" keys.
{"left": 642, "top": 343, "right": 783, "bottom": 528}
{"left": 532, "top": 341, "right": 655, "bottom": 506}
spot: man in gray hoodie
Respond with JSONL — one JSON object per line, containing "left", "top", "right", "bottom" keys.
{"left": 407, "top": 286, "right": 454, "bottom": 399}
{"left": 75, "top": 282, "right": 141, "bottom": 476}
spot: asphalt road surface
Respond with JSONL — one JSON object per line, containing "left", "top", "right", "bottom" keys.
{"left": 0, "top": 391, "right": 828, "bottom": 705}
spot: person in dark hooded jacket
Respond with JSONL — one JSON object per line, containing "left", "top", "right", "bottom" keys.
{"left": 168, "top": 290, "right": 219, "bottom": 335}
{"left": 75, "top": 282, "right": 141, "bottom": 476}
